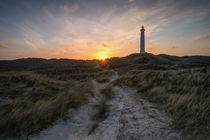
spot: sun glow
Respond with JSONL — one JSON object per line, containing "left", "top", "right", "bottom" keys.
{"left": 95, "top": 50, "right": 110, "bottom": 60}
{"left": 100, "top": 56, "right": 106, "bottom": 60}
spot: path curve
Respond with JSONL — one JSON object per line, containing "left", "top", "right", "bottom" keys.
{"left": 29, "top": 73, "right": 118, "bottom": 140}
{"left": 86, "top": 87, "right": 180, "bottom": 140}
{"left": 30, "top": 72, "right": 180, "bottom": 140}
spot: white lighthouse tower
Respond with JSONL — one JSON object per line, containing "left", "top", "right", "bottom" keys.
{"left": 140, "top": 26, "right": 145, "bottom": 53}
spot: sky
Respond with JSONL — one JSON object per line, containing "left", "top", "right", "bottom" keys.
{"left": 0, "top": 0, "right": 210, "bottom": 60}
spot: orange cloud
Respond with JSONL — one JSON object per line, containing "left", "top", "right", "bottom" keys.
{"left": 28, "top": 36, "right": 34, "bottom": 42}
{"left": 60, "top": 3, "right": 79, "bottom": 12}
{"left": 102, "top": 43, "right": 109, "bottom": 47}
{"left": 72, "top": 4, "right": 79, "bottom": 11}
{"left": 196, "top": 34, "right": 210, "bottom": 40}
{"left": 170, "top": 46, "right": 177, "bottom": 49}
{"left": 62, "top": 5, "right": 69, "bottom": 11}
{"left": 0, "top": 42, "right": 8, "bottom": 48}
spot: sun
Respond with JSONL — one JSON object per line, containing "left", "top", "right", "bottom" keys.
{"left": 95, "top": 51, "right": 110, "bottom": 60}
{"left": 100, "top": 56, "right": 106, "bottom": 60}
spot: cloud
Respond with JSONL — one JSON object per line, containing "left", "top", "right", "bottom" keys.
{"left": 1, "top": 0, "right": 210, "bottom": 59}
{"left": 60, "top": 5, "right": 68, "bottom": 12}
{"left": 60, "top": 3, "right": 79, "bottom": 12}
{"left": 27, "top": 36, "right": 34, "bottom": 42}
{"left": 170, "top": 46, "right": 177, "bottom": 49}
{"left": 102, "top": 43, "right": 109, "bottom": 47}
{"left": 0, "top": 42, "right": 8, "bottom": 48}
{"left": 196, "top": 34, "right": 210, "bottom": 40}
{"left": 72, "top": 4, "right": 79, "bottom": 11}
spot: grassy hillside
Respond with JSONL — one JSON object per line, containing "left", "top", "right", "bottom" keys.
{"left": 109, "top": 53, "right": 210, "bottom": 139}
{"left": 114, "top": 68, "right": 209, "bottom": 139}
{"left": 0, "top": 58, "right": 96, "bottom": 71}
{"left": 103, "top": 53, "right": 210, "bottom": 73}
{"left": 0, "top": 59, "right": 113, "bottom": 139}
{"left": 0, "top": 53, "right": 209, "bottom": 139}
{"left": 0, "top": 72, "right": 93, "bottom": 138}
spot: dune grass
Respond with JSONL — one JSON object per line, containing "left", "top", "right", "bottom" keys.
{"left": 89, "top": 97, "right": 109, "bottom": 134}
{"left": 114, "top": 67, "right": 210, "bottom": 139}
{"left": 89, "top": 85, "right": 114, "bottom": 134}
{"left": 0, "top": 54, "right": 209, "bottom": 139}
{"left": 95, "top": 70, "right": 114, "bottom": 83}
{"left": 100, "top": 85, "right": 114, "bottom": 99}
{"left": 37, "top": 67, "right": 114, "bottom": 82}
{"left": 0, "top": 72, "right": 93, "bottom": 139}
{"left": 95, "top": 77, "right": 110, "bottom": 83}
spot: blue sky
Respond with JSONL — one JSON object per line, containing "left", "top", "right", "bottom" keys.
{"left": 0, "top": 0, "right": 210, "bottom": 60}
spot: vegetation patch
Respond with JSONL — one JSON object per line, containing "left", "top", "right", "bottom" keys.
{"left": 0, "top": 72, "right": 93, "bottom": 139}
{"left": 96, "top": 77, "right": 110, "bottom": 83}
{"left": 100, "top": 85, "right": 114, "bottom": 99}
{"left": 115, "top": 67, "right": 210, "bottom": 140}
{"left": 89, "top": 85, "right": 114, "bottom": 134}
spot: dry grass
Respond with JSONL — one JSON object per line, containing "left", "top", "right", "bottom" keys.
{"left": 95, "top": 70, "right": 114, "bottom": 83}
{"left": 100, "top": 85, "right": 114, "bottom": 99}
{"left": 89, "top": 85, "right": 114, "bottom": 134}
{"left": 1, "top": 54, "right": 209, "bottom": 139}
{"left": 89, "top": 97, "right": 109, "bottom": 134}
{"left": 0, "top": 72, "right": 93, "bottom": 139}
{"left": 114, "top": 67, "right": 210, "bottom": 139}
{"left": 96, "top": 77, "right": 110, "bottom": 83}
{"left": 38, "top": 68, "right": 114, "bottom": 82}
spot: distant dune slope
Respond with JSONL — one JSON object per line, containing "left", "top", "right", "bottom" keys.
{"left": 0, "top": 58, "right": 96, "bottom": 71}
{"left": 0, "top": 53, "right": 210, "bottom": 72}
{"left": 103, "top": 53, "right": 210, "bottom": 73}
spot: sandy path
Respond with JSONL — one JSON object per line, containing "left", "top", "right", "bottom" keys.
{"left": 86, "top": 87, "right": 179, "bottom": 140}
{"left": 29, "top": 73, "right": 118, "bottom": 140}
{"left": 30, "top": 72, "right": 179, "bottom": 140}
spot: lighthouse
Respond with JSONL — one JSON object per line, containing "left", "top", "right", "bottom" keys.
{"left": 140, "top": 26, "right": 145, "bottom": 53}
